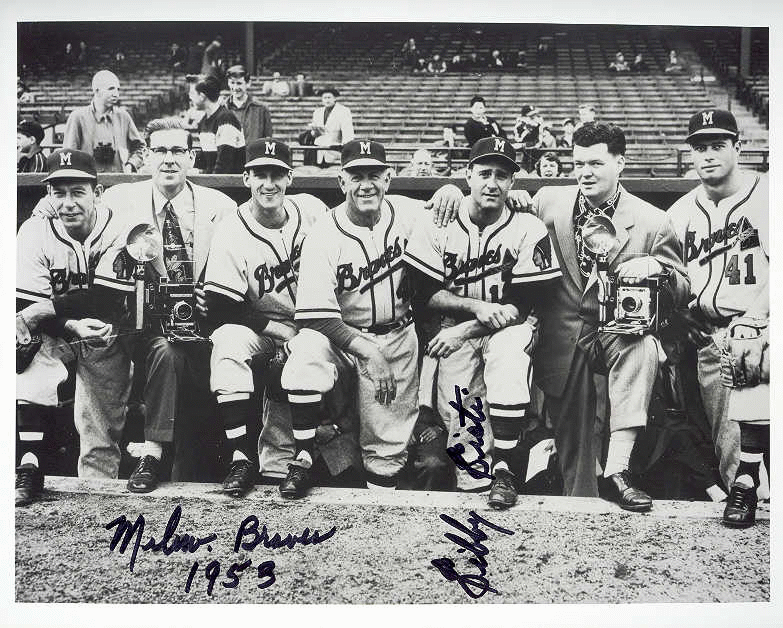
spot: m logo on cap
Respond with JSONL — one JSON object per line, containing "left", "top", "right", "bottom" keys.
{"left": 494, "top": 139, "right": 506, "bottom": 152}
{"left": 702, "top": 111, "right": 714, "bottom": 126}
{"left": 264, "top": 142, "right": 276, "bottom": 155}
{"left": 360, "top": 142, "right": 371, "bottom": 155}
{"left": 60, "top": 152, "right": 72, "bottom": 166}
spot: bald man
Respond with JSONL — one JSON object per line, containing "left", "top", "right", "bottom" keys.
{"left": 63, "top": 69, "right": 145, "bottom": 173}
{"left": 399, "top": 149, "right": 435, "bottom": 177}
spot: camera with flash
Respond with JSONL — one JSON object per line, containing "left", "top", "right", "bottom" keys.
{"left": 124, "top": 223, "right": 208, "bottom": 343}
{"left": 582, "top": 215, "right": 672, "bottom": 336}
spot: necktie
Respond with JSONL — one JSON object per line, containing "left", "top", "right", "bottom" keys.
{"left": 161, "top": 201, "right": 192, "bottom": 282}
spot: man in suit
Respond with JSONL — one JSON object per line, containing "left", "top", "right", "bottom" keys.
{"left": 308, "top": 87, "right": 354, "bottom": 167}
{"left": 92, "top": 117, "right": 237, "bottom": 492}
{"left": 531, "top": 123, "right": 689, "bottom": 509}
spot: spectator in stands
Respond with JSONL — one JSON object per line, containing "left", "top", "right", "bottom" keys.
{"left": 170, "top": 43, "right": 186, "bottom": 73}
{"left": 631, "top": 53, "right": 649, "bottom": 73}
{"left": 202, "top": 36, "right": 224, "bottom": 78}
{"left": 189, "top": 74, "right": 245, "bottom": 174}
{"left": 412, "top": 58, "right": 428, "bottom": 74}
{"left": 536, "top": 38, "right": 554, "bottom": 63}
{"left": 489, "top": 49, "right": 505, "bottom": 69}
{"left": 63, "top": 69, "right": 145, "bottom": 173}
{"left": 17, "top": 78, "right": 34, "bottom": 104}
{"left": 399, "top": 149, "right": 435, "bottom": 176}
{"left": 466, "top": 52, "right": 482, "bottom": 71}
{"left": 515, "top": 50, "right": 528, "bottom": 71}
{"left": 535, "top": 151, "right": 563, "bottom": 178}
{"left": 450, "top": 54, "right": 465, "bottom": 72}
{"left": 62, "top": 42, "right": 76, "bottom": 71}
{"left": 290, "top": 73, "right": 313, "bottom": 98}
{"left": 665, "top": 50, "right": 683, "bottom": 73}
{"left": 558, "top": 117, "right": 575, "bottom": 148}
{"left": 262, "top": 72, "right": 291, "bottom": 97}
{"left": 514, "top": 105, "right": 542, "bottom": 146}
{"left": 575, "top": 104, "right": 596, "bottom": 130}
{"left": 17, "top": 120, "right": 47, "bottom": 173}
{"left": 225, "top": 64, "right": 273, "bottom": 143}
{"left": 186, "top": 41, "right": 206, "bottom": 75}
{"left": 608, "top": 51, "right": 630, "bottom": 72}
{"left": 427, "top": 54, "right": 447, "bottom": 74}
{"left": 309, "top": 87, "right": 354, "bottom": 167}
{"left": 431, "top": 124, "right": 465, "bottom": 175}
{"left": 77, "top": 41, "right": 89, "bottom": 66}
{"left": 537, "top": 126, "right": 557, "bottom": 150}
{"left": 463, "top": 95, "right": 507, "bottom": 147}
{"left": 401, "top": 38, "right": 419, "bottom": 68}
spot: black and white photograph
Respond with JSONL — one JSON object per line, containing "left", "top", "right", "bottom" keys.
{"left": 6, "top": 2, "right": 780, "bottom": 625}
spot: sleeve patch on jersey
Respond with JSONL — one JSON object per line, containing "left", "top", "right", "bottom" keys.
{"left": 532, "top": 235, "right": 553, "bottom": 271}
{"left": 112, "top": 249, "right": 136, "bottom": 281}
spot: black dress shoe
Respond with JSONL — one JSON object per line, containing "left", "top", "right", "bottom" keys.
{"left": 15, "top": 464, "right": 43, "bottom": 507}
{"left": 279, "top": 464, "right": 312, "bottom": 499}
{"left": 488, "top": 469, "right": 518, "bottom": 509}
{"left": 600, "top": 470, "right": 652, "bottom": 512}
{"left": 127, "top": 455, "right": 161, "bottom": 493}
{"left": 222, "top": 459, "right": 255, "bottom": 497}
{"left": 723, "top": 482, "right": 757, "bottom": 528}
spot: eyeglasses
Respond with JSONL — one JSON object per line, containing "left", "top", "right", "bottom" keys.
{"left": 149, "top": 146, "right": 189, "bottom": 156}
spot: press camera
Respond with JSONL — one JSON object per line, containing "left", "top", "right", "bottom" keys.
{"left": 125, "top": 223, "right": 208, "bottom": 343}
{"left": 582, "top": 215, "right": 672, "bottom": 336}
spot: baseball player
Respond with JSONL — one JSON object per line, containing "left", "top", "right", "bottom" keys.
{"left": 15, "top": 149, "right": 133, "bottom": 505}
{"left": 668, "top": 109, "right": 769, "bottom": 527}
{"left": 404, "top": 137, "right": 562, "bottom": 507}
{"left": 278, "top": 140, "right": 430, "bottom": 498}
{"left": 204, "top": 138, "right": 330, "bottom": 496}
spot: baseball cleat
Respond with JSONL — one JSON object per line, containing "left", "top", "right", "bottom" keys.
{"left": 488, "top": 469, "right": 518, "bottom": 509}
{"left": 222, "top": 459, "right": 255, "bottom": 497}
{"left": 15, "top": 464, "right": 43, "bottom": 507}
{"left": 279, "top": 464, "right": 312, "bottom": 499}
{"left": 722, "top": 482, "right": 757, "bottom": 528}
{"left": 599, "top": 470, "right": 652, "bottom": 512}
{"left": 127, "top": 455, "right": 162, "bottom": 493}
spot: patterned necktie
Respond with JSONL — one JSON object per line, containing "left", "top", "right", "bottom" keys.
{"left": 573, "top": 186, "right": 621, "bottom": 280}
{"left": 162, "top": 201, "right": 192, "bottom": 282}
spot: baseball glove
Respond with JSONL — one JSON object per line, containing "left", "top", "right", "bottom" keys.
{"left": 720, "top": 317, "right": 769, "bottom": 388}
{"left": 263, "top": 344, "right": 289, "bottom": 402}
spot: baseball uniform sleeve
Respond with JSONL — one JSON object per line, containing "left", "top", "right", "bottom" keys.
{"left": 294, "top": 216, "right": 342, "bottom": 321}
{"left": 16, "top": 218, "right": 52, "bottom": 303}
{"left": 650, "top": 214, "right": 689, "bottom": 306}
{"left": 204, "top": 215, "right": 247, "bottom": 303}
{"left": 510, "top": 216, "right": 562, "bottom": 284}
{"left": 403, "top": 218, "right": 445, "bottom": 283}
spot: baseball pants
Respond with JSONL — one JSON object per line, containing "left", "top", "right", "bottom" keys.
{"left": 545, "top": 331, "right": 660, "bottom": 497}
{"left": 281, "top": 325, "right": 419, "bottom": 482}
{"left": 17, "top": 332, "right": 133, "bottom": 478}
{"left": 433, "top": 322, "right": 535, "bottom": 492}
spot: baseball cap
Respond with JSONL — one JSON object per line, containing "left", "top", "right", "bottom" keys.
{"left": 42, "top": 149, "right": 98, "bottom": 182}
{"left": 468, "top": 136, "right": 520, "bottom": 172}
{"left": 18, "top": 119, "right": 44, "bottom": 145}
{"left": 341, "top": 139, "right": 388, "bottom": 169}
{"left": 686, "top": 109, "right": 739, "bottom": 142}
{"left": 244, "top": 138, "right": 292, "bottom": 170}
{"left": 226, "top": 64, "right": 248, "bottom": 78}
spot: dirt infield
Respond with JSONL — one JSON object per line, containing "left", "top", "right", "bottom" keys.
{"left": 15, "top": 478, "right": 769, "bottom": 604}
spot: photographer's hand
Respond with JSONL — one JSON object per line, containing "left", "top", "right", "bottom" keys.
{"left": 616, "top": 256, "right": 663, "bottom": 284}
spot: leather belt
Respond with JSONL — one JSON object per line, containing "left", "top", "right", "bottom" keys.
{"left": 357, "top": 312, "right": 413, "bottom": 335}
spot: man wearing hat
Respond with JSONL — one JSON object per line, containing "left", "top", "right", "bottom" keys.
{"left": 204, "top": 138, "right": 337, "bottom": 497}
{"left": 17, "top": 120, "right": 47, "bottom": 173}
{"left": 279, "top": 139, "right": 465, "bottom": 498}
{"left": 226, "top": 65, "right": 273, "bottom": 143}
{"left": 15, "top": 149, "right": 135, "bottom": 504}
{"left": 404, "top": 137, "right": 562, "bottom": 507}
{"left": 668, "top": 109, "right": 770, "bottom": 527}
{"left": 308, "top": 87, "right": 354, "bottom": 167}
{"left": 530, "top": 122, "right": 689, "bottom": 509}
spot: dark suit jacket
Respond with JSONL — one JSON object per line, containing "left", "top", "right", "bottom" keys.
{"left": 531, "top": 184, "right": 689, "bottom": 398}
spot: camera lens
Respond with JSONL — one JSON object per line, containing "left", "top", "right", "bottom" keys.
{"left": 621, "top": 296, "right": 642, "bottom": 313}
{"left": 172, "top": 301, "right": 193, "bottom": 321}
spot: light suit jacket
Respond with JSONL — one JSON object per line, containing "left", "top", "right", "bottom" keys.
{"left": 311, "top": 102, "right": 355, "bottom": 164}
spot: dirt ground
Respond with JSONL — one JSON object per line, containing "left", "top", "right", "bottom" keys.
{"left": 15, "top": 480, "right": 769, "bottom": 604}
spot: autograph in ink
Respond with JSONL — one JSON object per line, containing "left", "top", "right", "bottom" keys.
{"left": 446, "top": 385, "right": 493, "bottom": 480}
{"left": 431, "top": 510, "right": 514, "bottom": 598}
{"left": 104, "top": 505, "right": 336, "bottom": 596}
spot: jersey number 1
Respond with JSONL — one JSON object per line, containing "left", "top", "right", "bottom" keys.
{"left": 724, "top": 253, "right": 757, "bottom": 285}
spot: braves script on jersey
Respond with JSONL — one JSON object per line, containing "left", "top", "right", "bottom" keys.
{"left": 403, "top": 204, "right": 562, "bottom": 303}
{"left": 204, "top": 195, "right": 328, "bottom": 321}
{"left": 17, "top": 205, "right": 120, "bottom": 303}
{"left": 294, "top": 195, "right": 422, "bottom": 328}
{"left": 668, "top": 172, "right": 768, "bottom": 320}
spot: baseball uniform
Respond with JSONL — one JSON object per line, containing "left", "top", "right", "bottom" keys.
{"left": 16, "top": 205, "right": 134, "bottom": 478}
{"left": 668, "top": 170, "right": 769, "bottom": 487}
{"left": 404, "top": 203, "right": 561, "bottom": 490}
{"left": 281, "top": 194, "right": 422, "bottom": 484}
